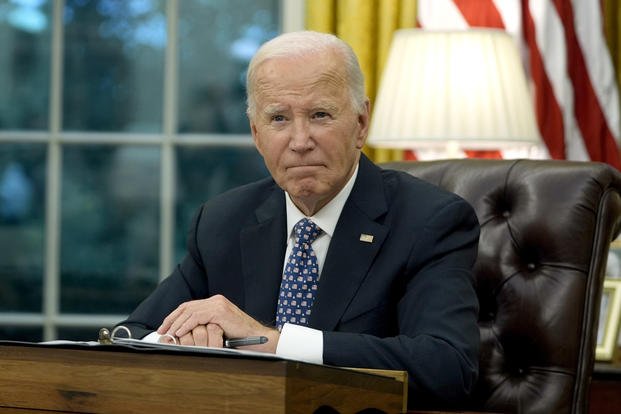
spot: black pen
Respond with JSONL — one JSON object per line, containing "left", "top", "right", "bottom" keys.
{"left": 224, "top": 336, "right": 268, "bottom": 348}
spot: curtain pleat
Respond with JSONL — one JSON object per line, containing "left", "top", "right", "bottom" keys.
{"left": 336, "top": 0, "right": 377, "bottom": 99}
{"left": 305, "top": 0, "right": 336, "bottom": 33}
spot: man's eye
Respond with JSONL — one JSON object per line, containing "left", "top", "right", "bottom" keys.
{"left": 313, "top": 112, "right": 330, "bottom": 119}
{"left": 272, "top": 115, "right": 286, "bottom": 122}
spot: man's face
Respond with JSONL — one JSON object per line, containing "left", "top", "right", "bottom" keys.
{"left": 249, "top": 50, "right": 369, "bottom": 215}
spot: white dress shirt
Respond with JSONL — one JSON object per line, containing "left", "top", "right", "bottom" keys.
{"left": 276, "top": 164, "right": 358, "bottom": 363}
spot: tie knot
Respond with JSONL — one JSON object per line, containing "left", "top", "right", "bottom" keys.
{"left": 294, "top": 218, "right": 321, "bottom": 244}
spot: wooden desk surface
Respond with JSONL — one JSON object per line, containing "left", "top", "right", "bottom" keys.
{"left": 0, "top": 342, "right": 406, "bottom": 414}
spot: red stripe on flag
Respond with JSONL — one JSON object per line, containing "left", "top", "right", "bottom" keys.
{"left": 551, "top": 0, "right": 621, "bottom": 168}
{"left": 453, "top": 0, "right": 505, "bottom": 28}
{"left": 463, "top": 150, "right": 503, "bottom": 159}
{"left": 522, "top": 2, "right": 566, "bottom": 159}
{"left": 404, "top": 150, "right": 418, "bottom": 160}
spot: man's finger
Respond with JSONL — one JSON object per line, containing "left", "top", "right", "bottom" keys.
{"left": 157, "top": 304, "right": 185, "bottom": 334}
{"left": 174, "top": 305, "right": 219, "bottom": 337}
{"left": 206, "top": 323, "right": 224, "bottom": 348}
{"left": 157, "top": 334, "right": 177, "bottom": 344}
{"left": 167, "top": 310, "right": 198, "bottom": 337}
{"left": 178, "top": 332, "right": 195, "bottom": 346}
{"left": 192, "top": 325, "right": 209, "bottom": 347}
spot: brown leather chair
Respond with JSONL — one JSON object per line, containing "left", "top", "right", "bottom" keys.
{"left": 383, "top": 159, "right": 621, "bottom": 414}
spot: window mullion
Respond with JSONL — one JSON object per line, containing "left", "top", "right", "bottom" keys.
{"left": 281, "top": 0, "right": 306, "bottom": 32}
{"left": 160, "top": 0, "right": 179, "bottom": 281}
{"left": 43, "top": 0, "right": 66, "bottom": 341}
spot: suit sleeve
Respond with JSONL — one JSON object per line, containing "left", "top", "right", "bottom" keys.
{"left": 322, "top": 197, "right": 480, "bottom": 409}
{"left": 116, "top": 206, "right": 210, "bottom": 339}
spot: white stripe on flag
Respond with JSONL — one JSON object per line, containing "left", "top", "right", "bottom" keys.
{"left": 529, "top": 0, "right": 590, "bottom": 161}
{"left": 417, "top": 0, "right": 469, "bottom": 29}
{"left": 491, "top": 0, "right": 520, "bottom": 40}
{"left": 572, "top": 0, "right": 620, "bottom": 142}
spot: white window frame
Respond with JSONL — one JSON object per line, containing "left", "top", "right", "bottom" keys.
{"left": 0, "top": 0, "right": 305, "bottom": 341}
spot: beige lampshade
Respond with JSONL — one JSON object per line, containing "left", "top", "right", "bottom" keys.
{"left": 368, "top": 29, "right": 542, "bottom": 153}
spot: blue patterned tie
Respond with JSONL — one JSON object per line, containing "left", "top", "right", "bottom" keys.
{"left": 276, "top": 218, "right": 322, "bottom": 330}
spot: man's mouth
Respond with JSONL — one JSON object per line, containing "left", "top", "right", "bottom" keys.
{"left": 287, "top": 164, "right": 323, "bottom": 170}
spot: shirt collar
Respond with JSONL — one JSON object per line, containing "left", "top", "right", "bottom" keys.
{"left": 285, "top": 163, "right": 359, "bottom": 238}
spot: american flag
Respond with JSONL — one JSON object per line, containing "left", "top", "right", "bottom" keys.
{"left": 417, "top": 0, "right": 621, "bottom": 169}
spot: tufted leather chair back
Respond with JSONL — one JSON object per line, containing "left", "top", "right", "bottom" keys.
{"left": 383, "top": 159, "right": 621, "bottom": 414}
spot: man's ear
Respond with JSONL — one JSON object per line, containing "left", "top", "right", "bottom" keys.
{"left": 250, "top": 121, "right": 264, "bottom": 156}
{"left": 356, "top": 99, "right": 371, "bottom": 149}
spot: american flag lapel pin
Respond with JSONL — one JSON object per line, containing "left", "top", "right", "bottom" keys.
{"left": 359, "top": 234, "right": 374, "bottom": 243}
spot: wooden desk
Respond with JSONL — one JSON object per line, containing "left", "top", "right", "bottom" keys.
{"left": 0, "top": 343, "right": 406, "bottom": 413}
{"left": 589, "top": 363, "right": 621, "bottom": 414}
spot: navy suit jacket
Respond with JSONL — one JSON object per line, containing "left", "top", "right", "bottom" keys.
{"left": 120, "top": 154, "right": 480, "bottom": 408}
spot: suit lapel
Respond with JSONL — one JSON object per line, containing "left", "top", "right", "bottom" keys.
{"left": 310, "top": 155, "right": 390, "bottom": 331}
{"left": 240, "top": 186, "right": 287, "bottom": 326}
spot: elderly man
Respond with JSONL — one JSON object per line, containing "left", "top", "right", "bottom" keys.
{"left": 119, "top": 31, "right": 480, "bottom": 409}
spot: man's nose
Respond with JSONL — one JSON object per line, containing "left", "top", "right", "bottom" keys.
{"left": 289, "top": 119, "right": 314, "bottom": 152}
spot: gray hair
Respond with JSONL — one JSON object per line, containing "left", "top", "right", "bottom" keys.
{"left": 245, "top": 31, "right": 366, "bottom": 118}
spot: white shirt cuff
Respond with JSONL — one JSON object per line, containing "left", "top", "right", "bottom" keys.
{"left": 142, "top": 331, "right": 161, "bottom": 343}
{"left": 275, "top": 323, "right": 323, "bottom": 364}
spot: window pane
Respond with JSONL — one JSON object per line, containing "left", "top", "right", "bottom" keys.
{"left": 0, "top": 144, "right": 46, "bottom": 312}
{"left": 61, "top": 145, "right": 160, "bottom": 314}
{"left": 178, "top": 0, "right": 278, "bottom": 133}
{"left": 0, "top": 1, "right": 51, "bottom": 130}
{"left": 174, "top": 145, "right": 267, "bottom": 261}
{"left": 63, "top": 0, "right": 166, "bottom": 132}
{"left": 0, "top": 326, "right": 42, "bottom": 342}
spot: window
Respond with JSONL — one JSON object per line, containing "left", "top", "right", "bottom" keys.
{"left": 0, "top": 0, "right": 301, "bottom": 342}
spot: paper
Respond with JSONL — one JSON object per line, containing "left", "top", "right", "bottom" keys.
{"left": 32, "top": 337, "right": 297, "bottom": 362}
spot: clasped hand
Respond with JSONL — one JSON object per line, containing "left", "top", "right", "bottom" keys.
{"left": 156, "top": 294, "right": 279, "bottom": 353}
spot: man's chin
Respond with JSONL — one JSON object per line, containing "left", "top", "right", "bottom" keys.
{"left": 285, "top": 179, "right": 325, "bottom": 198}
{"left": 283, "top": 179, "right": 339, "bottom": 215}
{"left": 288, "top": 184, "right": 320, "bottom": 199}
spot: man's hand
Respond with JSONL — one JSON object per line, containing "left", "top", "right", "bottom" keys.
{"left": 157, "top": 294, "right": 279, "bottom": 353}
{"left": 159, "top": 324, "right": 224, "bottom": 347}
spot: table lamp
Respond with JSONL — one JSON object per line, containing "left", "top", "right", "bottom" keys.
{"left": 367, "top": 29, "right": 543, "bottom": 159}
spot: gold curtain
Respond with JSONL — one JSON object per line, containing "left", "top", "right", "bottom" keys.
{"left": 305, "top": 0, "right": 418, "bottom": 163}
